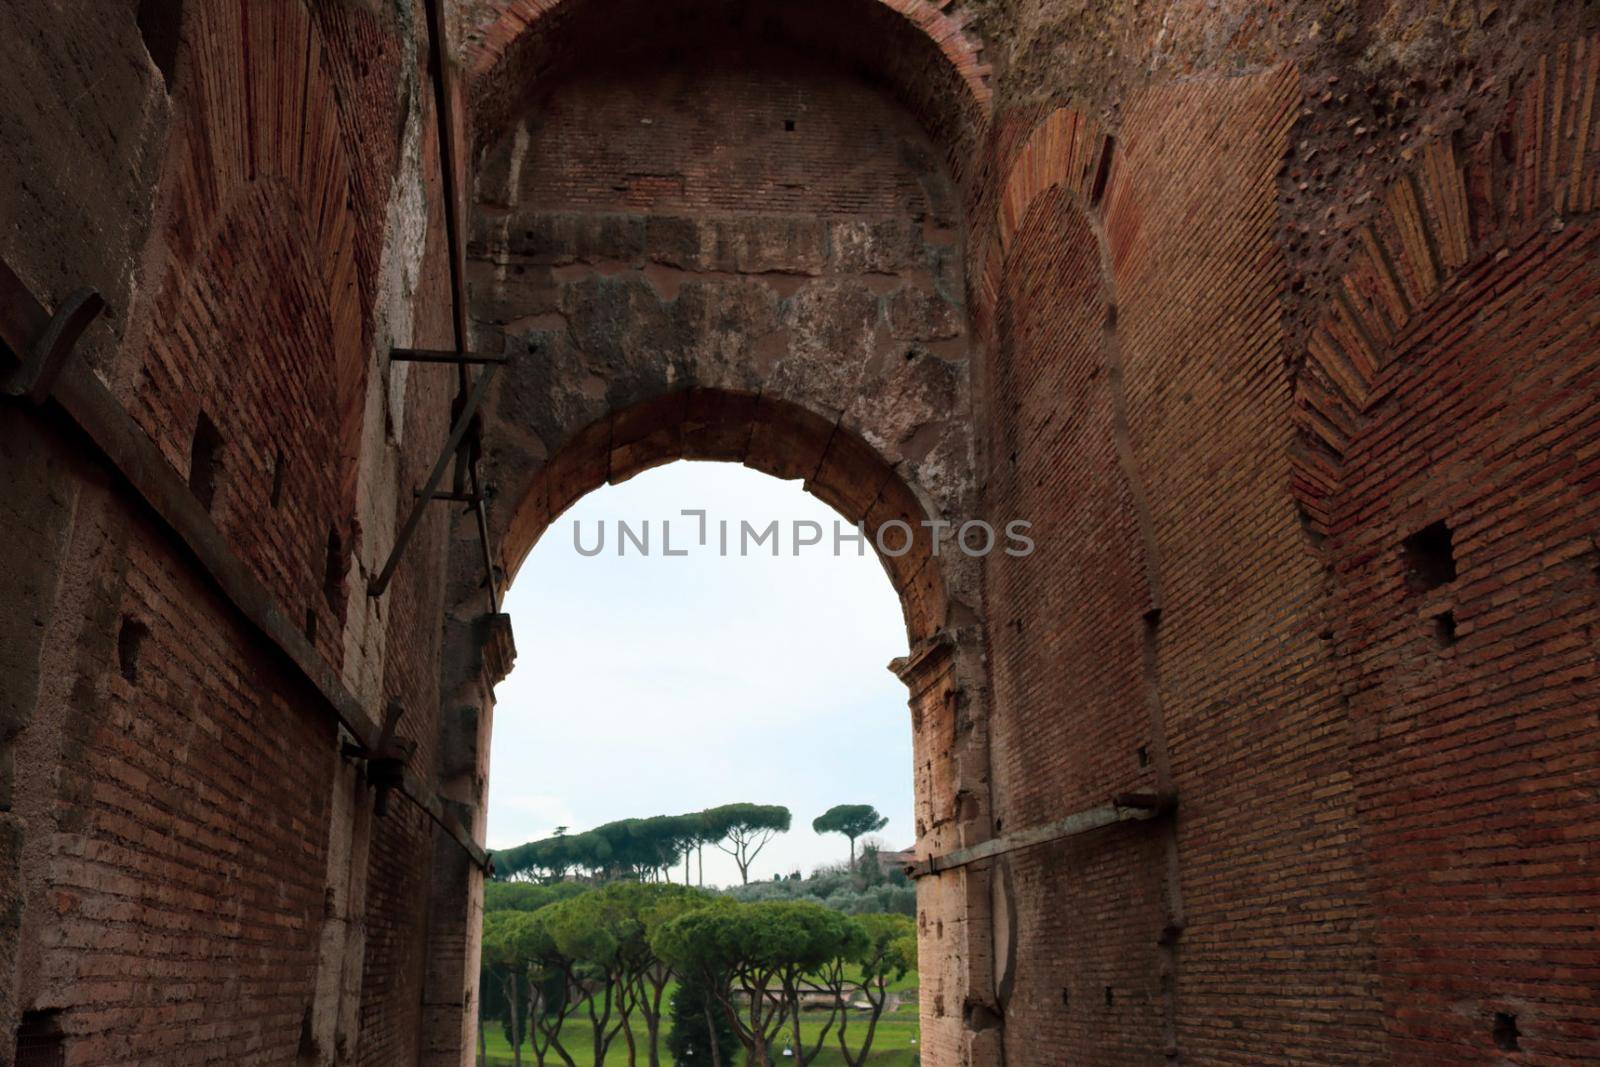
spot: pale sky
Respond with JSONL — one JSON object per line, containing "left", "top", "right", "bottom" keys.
{"left": 485, "top": 460, "right": 915, "bottom": 886}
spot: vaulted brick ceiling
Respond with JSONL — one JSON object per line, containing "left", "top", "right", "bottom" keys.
{"left": 458, "top": 0, "right": 992, "bottom": 180}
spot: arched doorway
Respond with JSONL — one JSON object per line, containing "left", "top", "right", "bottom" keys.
{"left": 423, "top": 6, "right": 1000, "bottom": 1057}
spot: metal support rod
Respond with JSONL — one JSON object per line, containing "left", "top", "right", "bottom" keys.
{"left": 468, "top": 458, "right": 500, "bottom": 614}
{"left": 908, "top": 792, "right": 1173, "bottom": 878}
{"left": 6, "top": 288, "right": 106, "bottom": 403}
{"left": 368, "top": 362, "right": 499, "bottom": 598}
{"left": 0, "top": 263, "right": 490, "bottom": 871}
{"left": 391, "top": 347, "right": 508, "bottom": 365}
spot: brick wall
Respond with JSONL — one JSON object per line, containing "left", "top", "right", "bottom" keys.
{"left": 16, "top": 500, "right": 335, "bottom": 1063}
{"left": 983, "top": 182, "right": 1168, "bottom": 1062}
{"left": 2, "top": 1, "right": 465, "bottom": 1063}
{"left": 970, "top": 22, "right": 1600, "bottom": 1065}
{"left": 498, "top": 48, "right": 940, "bottom": 218}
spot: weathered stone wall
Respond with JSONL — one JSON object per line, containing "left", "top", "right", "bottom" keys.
{"left": 462, "top": 35, "right": 991, "bottom": 1064}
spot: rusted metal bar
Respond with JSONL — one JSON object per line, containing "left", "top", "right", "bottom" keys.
{"left": 413, "top": 489, "right": 478, "bottom": 502}
{"left": 399, "top": 767, "right": 491, "bottom": 871}
{"left": 3, "top": 287, "right": 106, "bottom": 403}
{"left": 367, "top": 361, "right": 499, "bottom": 598}
{"left": 0, "top": 265, "right": 491, "bottom": 872}
{"left": 908, "top": 792, "right": 1174, "bottom": 878}
{"left": 391, "top": 347, "right": 508, "bottom": 365}
{"left": 467, "top": 458, "right": 500, "bottom": 613}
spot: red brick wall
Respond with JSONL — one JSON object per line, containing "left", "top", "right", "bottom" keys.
{"left": 17, "top": 505, "right": 335, "bottom": 1063}
{"left": 973, "top": 30, "right": 1600, "bottom": 1065}
{"left": 131, "top": 184, "right": 354, "bottom": 667}
{"left": 499, "top": 48, "right": 942, "bottom": 218}
{"left": 1330, "top": 218, "right": 1600, "bottom": 1064}
{"left": 1105, "top": 67, "right": 1385, "bottom": 1063}
{"left": 3, "top": 0, "right": 464, "bottom": 1062}
{"left": 983, "top": 184, "right": 1167, "bottom": 1060}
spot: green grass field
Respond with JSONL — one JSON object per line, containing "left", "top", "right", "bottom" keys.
{"left": 479, "top": 988, "right": 920, "bottom": 1066}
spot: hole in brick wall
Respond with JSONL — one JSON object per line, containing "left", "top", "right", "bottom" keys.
{"left": 304, "top": 608, "right": 318, "bottom": 644}
{"left": 1104, "top": 303, "right": 1118, "bottom": 331}
{"left": 1401, "top": 520, "right": 1456, "bottom": 593}
{"left": 1137, "top": 745, "right": 1150, "bottom": 768}
{"left": 15, "top": 1009, "right": 65, "bottom": 1067}
{"left": 117, "top": 617, "right": 149, "bottom": 683}
{"left": 1492, "top": 1011, "right": 1520, "bottom": 1051}
{"left": 136, "top": 0, "right": 182, "bottom": 91}
{"left": 994, "top": 818, "right": 1004, "bottom": 833}
{"left": 783, "top": 118, "right": 796, "bottom": 131}
{"left": 1061, "top": 988, "right": 1070, "bottom": 1008}
{"left": 269, "top": 449, "right": 285, "bottom": 509}
{"left": 296, "top": 1005, "right": 320, "bottom": 1064}
{"left": 1432, "top": 610, "right": 1458, "bottom": 649}
{"left": 1296, "top": 502, "right": 1327, "bottom": 551}
{"left": 1103, "top": 985, "right": 1114, "bottom": 1008}
{"left": 323, "top": 527, "right": 345, "bottom": 607}
{"left": 188, "top": 412, "right": 223, "bottom": 512}
{"left": 1089, "top": 134, "right": 1116, "bottom": 206}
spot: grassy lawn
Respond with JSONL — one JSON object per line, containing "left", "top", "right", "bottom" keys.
{"left": 480, "top": 985, "right": 920, "bottom": 1066}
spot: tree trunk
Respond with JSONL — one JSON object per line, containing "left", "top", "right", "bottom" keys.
{"left": 643, "top": 978, "right": 665, "bottom": 1067}
{"left": 505, "top": 973, "right": 523, "bottom": 1067}
{"left": 479, "top": 993, "right": 488, "bottom": 1065}
{"left": 790, "top": 986, "right": 805, "bottom": 1067}
{"left": 704, "top": 1002, "right": 724, "bottom": 1067}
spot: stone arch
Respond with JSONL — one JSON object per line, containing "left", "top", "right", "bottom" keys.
{"left": 973, "top": 106, "right": 1112, "bottom": 330}
{"left": 497, "top": 387, "right": 950, "bottom": 641}
{"left": 448, "top": 12, "right": 997, "bottom": 1061}
{"left": 462, "top": 0, "right": 991, "bottom": 99}
{"left": 463, "top": 0, "right": 991, "bottom": 186}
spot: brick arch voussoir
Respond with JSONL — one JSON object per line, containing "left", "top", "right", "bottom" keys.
{"left": 972, "top": 106, "right": 1114, "bottom": 334}
{"left": 144, "top": 0, "right": 371, "bottom": 506}
{"left": 498, "top": 387, "right": 950, "bottom": 642}
{"left": 460, "top": 0, "right": 992, "bottom": 109}
{"left": 1289, "top": 32, "right": 1600, "bottom": 536}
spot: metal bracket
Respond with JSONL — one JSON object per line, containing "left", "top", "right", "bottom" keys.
{"left": 908, "top": 791, "right": 1174, "bottom": 878}
{"left": 368, "top": 361, "right": 499, "bottom": 599}
{"left": 0, "top": 272, "right": 104, "bottom": 403}
{"left": 391, "top": 347, "right": 508, "bottom": 365}
{"left": 341, "top": 701, "right": 417, "bottom": 817}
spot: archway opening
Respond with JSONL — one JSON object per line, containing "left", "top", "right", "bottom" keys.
{"left": 475, "top": 450, "right": 943, "bottom": 1063}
